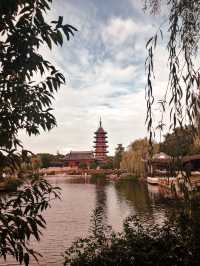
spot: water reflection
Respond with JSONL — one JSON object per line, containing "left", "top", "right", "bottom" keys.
{"left": 0, "top": 177, "right": 175, "bottom": 266}
{"left": 94, "top": 182, "right": 107, "bottom": 226}
{"left": 115, "top": 181, "right": 152, "bottom": 213}
{"left": 114, "top": 181, "right": 169, "bottom": 225}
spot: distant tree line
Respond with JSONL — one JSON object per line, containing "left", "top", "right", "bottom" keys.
{"left": 35, "top": 153, "right": 114, "bottom": 170}
{"left": 38, "top": 153, "right": 66, "bottom": 168}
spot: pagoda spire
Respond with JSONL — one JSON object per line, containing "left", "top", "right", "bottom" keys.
{"left": 99, "top": 117, "right": 102, "bottom": 127}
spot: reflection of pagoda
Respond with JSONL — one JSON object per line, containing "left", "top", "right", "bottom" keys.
{"left": 93, "top": 118, "right": 108, "bottom": 162}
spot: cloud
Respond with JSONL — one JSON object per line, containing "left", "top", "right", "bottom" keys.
{"left": 85, "top": 61, "right": 137, "bottom": 86}
{"left": 19, "top": 0, "right": 170, "bottom": 155}
{"left": 102, "top": 17, "right": 139, "bottom": 45}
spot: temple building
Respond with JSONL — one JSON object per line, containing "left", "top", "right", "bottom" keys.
{"left": 93, "top": 118, "right": 108, "bottom": 162}
{"left": 65, "top": 118, "right": 109, "bottom": 168}
{"left": 65, "top": 151, "right": 94, "bottom": 168}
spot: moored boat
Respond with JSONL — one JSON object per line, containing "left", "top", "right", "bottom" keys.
{"left": 147, "top": 176, "right": 177, "bottom": 186}
{"left": 147, "top": 176, "right": 159, "bottom": 185}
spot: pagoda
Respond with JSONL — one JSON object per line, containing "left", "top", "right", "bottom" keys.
{"left": 93, "top": 118, "right": 108, "bottom": 162}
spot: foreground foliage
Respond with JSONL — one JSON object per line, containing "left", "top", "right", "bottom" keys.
{"left": 64, "top": 201, "right": 200, "bottom": 266}
{"left": 0, "top": 0, "right": 76, "bottom": 264}
{"left": 144, "top": 0, "right": 200, "bottom": 146}
{"left": 0, "top": 0, "right": 77, "bottom": 173}
{"left": 0, "top": 178, "right": 60, "bottom": 265}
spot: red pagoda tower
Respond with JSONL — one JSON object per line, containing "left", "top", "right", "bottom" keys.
{"left": 93, "top": 118, "right": 108, "bottom": 162}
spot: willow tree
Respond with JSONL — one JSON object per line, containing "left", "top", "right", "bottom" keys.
{"left": 120, "top": 138, "right": 158, "bottom": 177}
{"left": 0, "top": 0, "right": 77, "bottom": 264}
{"left": 144, "top": 0, "right": 200, "bottom": 145}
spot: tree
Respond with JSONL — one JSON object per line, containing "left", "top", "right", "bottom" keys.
{"left": 79, "top": 162, "right": 87, "bottom": 169}
{"left": 113, "top": 144, "right": 124, "bottom": 169}
{"left": 121, "top": 138, "right": 159, "bottom": 176}
{"left": 191, "top": 132, "right": 200, "bottom": 154}
{"left": 38, "top": 153, "right": 54, "bottom": 168}
{"left": 90, "top": 161, "right": 99, "bottom": 169}
{"left": 0, "top": 0, "right": 77, "bottom": 264}
{"left": 160, "top": 126, "right": 195, "bottom": 157}
{"left": 144, "top": 0, "right": 200, "bottom": 146}
{"left": 102, "top": 156, "right": 114, "bottom": 169}
{"left": 144, "top": 3, "right": 200, "bottom": 244}
{"left": 0, "top": 0, "right": 77, "bottom": 174}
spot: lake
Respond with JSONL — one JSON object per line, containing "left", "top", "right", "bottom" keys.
{"left": 0, "top": 176, "right": 175, "bottom": 266}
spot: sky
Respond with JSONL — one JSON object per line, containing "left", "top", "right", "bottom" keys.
{"left": 20, "top": 0, "right": 169, "bottom": 155}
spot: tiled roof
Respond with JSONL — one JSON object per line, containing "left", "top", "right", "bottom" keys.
{"left": 66, "top": 151, "right": 94, "bottom": 160}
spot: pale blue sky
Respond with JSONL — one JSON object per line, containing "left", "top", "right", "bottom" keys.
{"left": 20, "top": 0, "right": 168, "bottom": 155}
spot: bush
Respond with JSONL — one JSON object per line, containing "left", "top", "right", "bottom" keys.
{"left": 64, "top": 202, "right": 200, "bottom": 266}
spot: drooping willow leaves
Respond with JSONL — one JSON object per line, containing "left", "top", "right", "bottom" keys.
{"left": 144, "top": 0, "right": 200, "bottom": 146}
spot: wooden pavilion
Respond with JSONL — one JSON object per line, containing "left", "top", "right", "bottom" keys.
{"left": 146, "top": 152, "right": 200, "bottom": 177}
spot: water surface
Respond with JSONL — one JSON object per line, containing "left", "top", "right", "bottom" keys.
{"left": 0, "top": 176, "right": 174, "bottom": 266}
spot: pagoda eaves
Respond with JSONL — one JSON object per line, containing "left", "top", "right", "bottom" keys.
{"left": 93, "top": 118, "right": 109, "bottom": 161}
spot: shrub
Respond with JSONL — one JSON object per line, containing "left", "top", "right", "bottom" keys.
{"left": 64, "top": 202, "right": 200, "bottom": 266}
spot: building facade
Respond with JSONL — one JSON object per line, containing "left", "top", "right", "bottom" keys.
{"left": 65, "top": 151, "right": 94, "bottom": 168}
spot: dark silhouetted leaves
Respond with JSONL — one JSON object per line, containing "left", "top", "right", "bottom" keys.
{"left": 0, "top": 0, "right": 77, "bottom": 172}
{"left": 145, "top": 0, "right": 200, "bottom": 153}
{"left": 0, "top": 0, "right": 75, "bottom": 264}
{"left": 0, "top": 179, "right": 61, "bottom": 264}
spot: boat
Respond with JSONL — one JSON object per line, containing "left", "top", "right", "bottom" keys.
{"left": 146, "top": 152, "right": 177, "bottom": 186}
{"left": 147, "top": 176, "right": 177, "bottom": 186}
{"left": 147, "top": 176, "right": 159, "bottom": 185}
{"left": 158, "top": 176, "right": 177, "bottom": 187}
